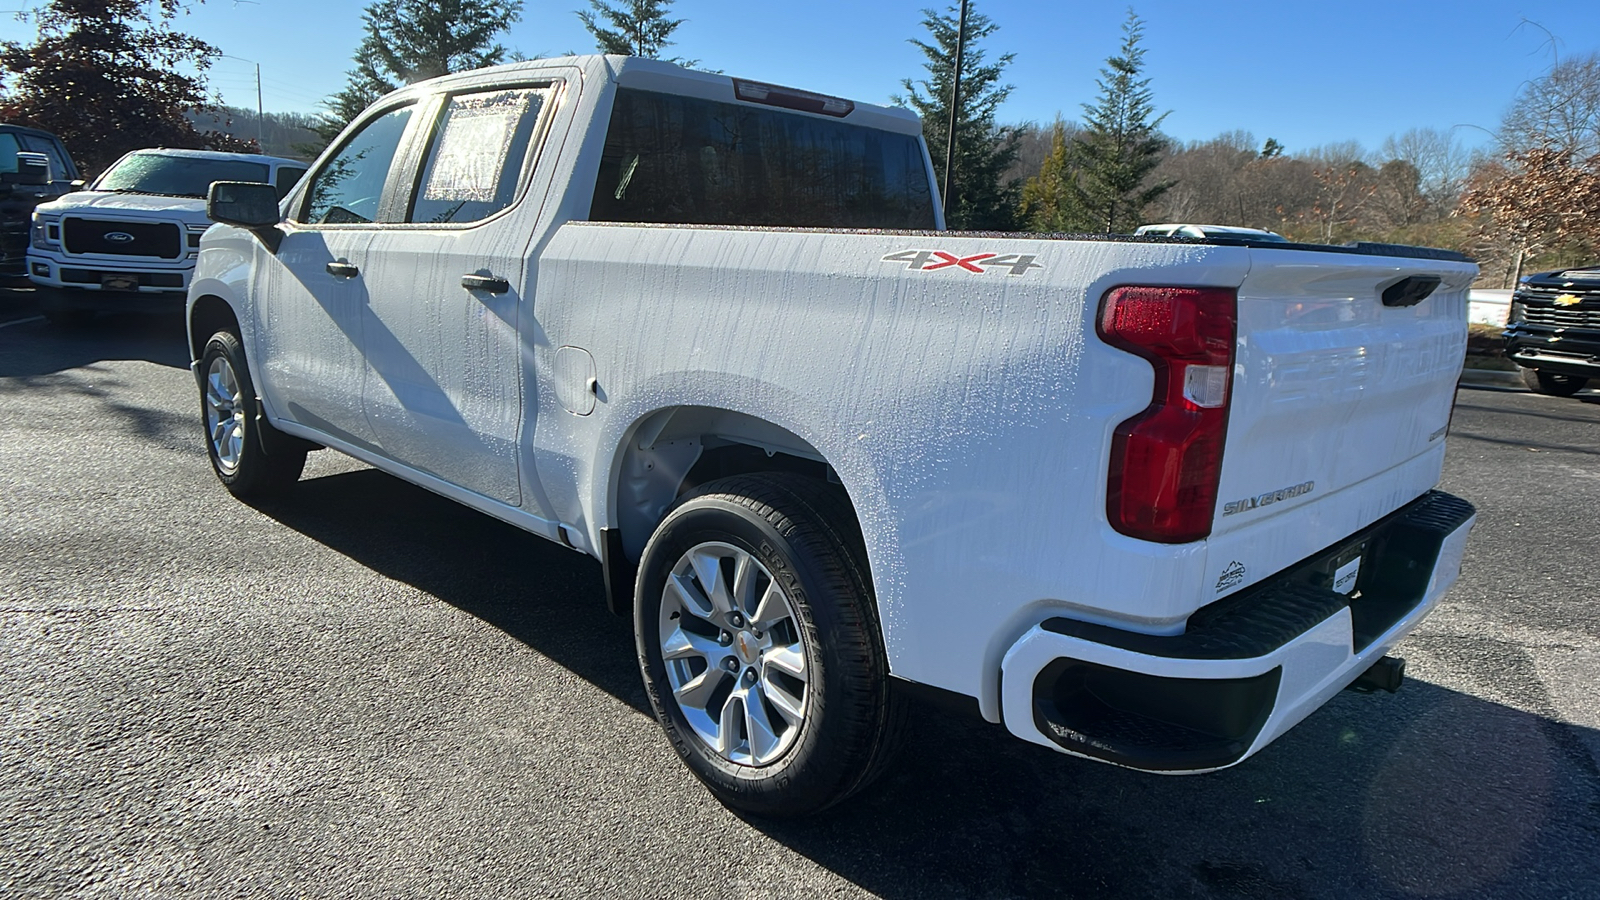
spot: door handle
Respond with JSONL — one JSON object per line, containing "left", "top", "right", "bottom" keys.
{"left": 461, "top": 273, "right": 510, "bottom": 294}
{"left": 326, "top": 261, "right": 359, "bottom": 278}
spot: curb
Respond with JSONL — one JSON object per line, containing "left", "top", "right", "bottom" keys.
{"left": 1458, "top": 367, "right": 1524, "bottom": 388}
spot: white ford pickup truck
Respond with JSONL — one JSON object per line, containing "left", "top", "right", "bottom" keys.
{"left": 188, "top": 55, "right": 1477, "bottom": 816}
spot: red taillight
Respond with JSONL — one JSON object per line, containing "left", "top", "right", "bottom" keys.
{"left": 1098, "top": 286, "right": 1237, "bottom": 543}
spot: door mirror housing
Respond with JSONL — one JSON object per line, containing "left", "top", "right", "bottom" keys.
{"left": 208, "top": 181, "right": 281, "bottom": 229}
{"left": 207, "top": 181, "right": 283, "bottom": 251}
{"left": 1, "top": 151, "right": 50, "bottom": 186}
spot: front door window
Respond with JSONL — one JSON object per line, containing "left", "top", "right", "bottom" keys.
{"left": 298, "top": 106, "right": 414, "bottom": 225}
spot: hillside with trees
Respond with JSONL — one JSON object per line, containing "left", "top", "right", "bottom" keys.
{"left": 3, "top": 0, "right": 1593, "bottom": 286}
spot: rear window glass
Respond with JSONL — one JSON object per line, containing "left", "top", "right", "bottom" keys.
{"left": 590, "top": 88, "right": 936, "bottom": 230}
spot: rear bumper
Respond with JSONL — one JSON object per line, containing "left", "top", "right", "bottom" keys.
{"left": 1504, "top": 326, "right": 1600, "bottom": 378}
{"left": 1000, "top": 491, "right": 1475, "bottom": 772}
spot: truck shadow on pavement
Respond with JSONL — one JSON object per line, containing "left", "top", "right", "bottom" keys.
{"left": 0, "top": 308, "right": 190, "bottom": 377}
{"left": 257, "top": 466, "right": 1600, "bottom": 900}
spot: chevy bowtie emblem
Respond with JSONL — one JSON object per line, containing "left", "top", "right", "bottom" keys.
{"left": 1554, "top": 293, "right": 1581, "bottom": 306}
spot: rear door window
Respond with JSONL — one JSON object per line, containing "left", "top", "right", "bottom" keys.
{"left": 407, "top": 87, "right": 550, "bottom": 225}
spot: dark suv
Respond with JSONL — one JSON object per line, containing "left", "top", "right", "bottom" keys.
{"left": 0, "top": 124, "right": 81, "bottom": 281}
{"left": 1504, "top": 265, "right": 1600, "bottom": 397}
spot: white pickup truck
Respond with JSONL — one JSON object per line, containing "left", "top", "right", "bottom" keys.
{"left": 189, "top": 55, "right": 1477, "bottom": 816}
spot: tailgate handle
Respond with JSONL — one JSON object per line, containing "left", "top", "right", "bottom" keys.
{"left": 461, "top": 273, "right": 510, "bottom": 294}
{"left": 1382, "top": 275, "right": 1441, "bottom": 308}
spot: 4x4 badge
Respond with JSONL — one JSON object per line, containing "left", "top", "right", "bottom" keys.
{"left": 882, "top": 249, "right": 1043, "bottom": 276}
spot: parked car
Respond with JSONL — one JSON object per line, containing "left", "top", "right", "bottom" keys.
{"left": 190, "top": 55, "right": 1476, "bottom": 816}
{"left": 28, "top": 148, "right": 306, "bottom": 326}
{"left": 1504, "top": 265, "right": 1600, "bottom": 396}
{"left": 0, "top": 123, "right": 82, "bottom": 282}
{"left": 1135, "top": 223, "right": 1289, "bottom": 242}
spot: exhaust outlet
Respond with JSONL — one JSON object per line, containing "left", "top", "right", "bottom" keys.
{"left": 1347, "top": 655, "right": 1406, "bottom": 694}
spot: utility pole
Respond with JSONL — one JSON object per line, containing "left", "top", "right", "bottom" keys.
{"left": 941, "top": 0, "right": 968, "bottom": 224}
{"left": 221, "top": 55, "right": 265, "bottom": 151}
{"left": 254, "top": 62, "right": 264, "bottom": 150}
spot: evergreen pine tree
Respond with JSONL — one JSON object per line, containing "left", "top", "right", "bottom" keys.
{"left": 1073, "top": 10, "right": 1171, "bottom": 233}
{"left": 1019, "top": 118, "right": 1084, "bottom": 231}
{"left": 895, "top": 3, "right": 1020, "bottom": 231}
{"left": 577, "top": 0, "right": 692, "bottom": 63}
{"left": 313, "top": 0, "right": 523, "bottom": 146}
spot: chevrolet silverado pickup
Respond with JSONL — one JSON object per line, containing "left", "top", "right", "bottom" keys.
{"left": 187, "top": 55, "right": 1477, "bottom": 816}
{"left": 1504, "top": 264, "right": 1600, "bottom": 397}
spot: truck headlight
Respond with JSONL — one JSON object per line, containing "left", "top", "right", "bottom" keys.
{"left": 31, "top": 214, "right": 59, "bottom": 249}
{"left": 187, "top": 224, "right": 210, "bottom": 255}
{"left": 1509, "top": 299, "right": 1525, "bottom": 325}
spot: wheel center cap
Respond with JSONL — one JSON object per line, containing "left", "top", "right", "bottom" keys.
{"left": 735, "top": 630, "right": 759, "bottom": 664}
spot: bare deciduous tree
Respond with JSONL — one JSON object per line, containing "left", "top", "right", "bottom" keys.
{"left": 1500, "top": 52, "right": 1600, "bottom": 158}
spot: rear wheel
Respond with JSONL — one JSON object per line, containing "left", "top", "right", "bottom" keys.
{"left": 199, "top": 330, "right": 305, "bottom": 498}
{"left": 635, "top": 473, "right": 904, "bottom": 817}
{"left": 1521, "top": 367, "right": 1588, "bottom": 397}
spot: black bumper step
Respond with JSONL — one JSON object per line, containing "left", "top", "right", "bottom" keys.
{"left": 1040, "top": 490, "right": 1475, "bottom": 660}
{"left": 1030, "top": 490, "right": 1473, "bottom": 771}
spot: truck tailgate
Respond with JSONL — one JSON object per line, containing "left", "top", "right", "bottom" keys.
{"left": 1207, "top": 250, "right": 1475, "bottom": 576}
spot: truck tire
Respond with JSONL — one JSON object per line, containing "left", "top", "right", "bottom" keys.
{"left": 1521, "top": 367, "right": 1588, "bottom": 397}
{"left": 635, "top": 473, "right": 904, "bottom": 817}
{"left": 198, "top": 330, "right": 305, "bottom": 498}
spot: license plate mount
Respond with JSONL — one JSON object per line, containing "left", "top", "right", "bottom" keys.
{"left": 101, "top": 273, "right": 139, "bottom": 291}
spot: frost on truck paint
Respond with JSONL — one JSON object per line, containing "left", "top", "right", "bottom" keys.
{"left": 423, "top": 90, "right": 534, "bottom": 204}
{"left": 190, "top": 57, "right": 1478, "bottom": 788}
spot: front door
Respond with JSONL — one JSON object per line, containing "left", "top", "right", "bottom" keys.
{"left": 356, "top": 86, "right": 556, "bottom": 508}
{"left": 255, "top": 102, "right": 420, "bottom": 451}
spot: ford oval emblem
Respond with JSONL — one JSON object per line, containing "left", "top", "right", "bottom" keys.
{"left": 105, "top": 232, "right": 135, "bottom": 244}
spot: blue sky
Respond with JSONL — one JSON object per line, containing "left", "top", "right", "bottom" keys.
{"left": 3, "top": 0, "right": 1598, "bottom": 156}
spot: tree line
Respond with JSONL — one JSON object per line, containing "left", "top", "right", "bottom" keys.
{"left": 2, "top": 0, "right": 1596, "bottom": 285}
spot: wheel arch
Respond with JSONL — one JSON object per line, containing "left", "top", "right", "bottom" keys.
{"left": 188, "top": 294, "right": 241, "bottom": 363}
{"left": 599, "top": 404, "right": 882, "bottom": 618}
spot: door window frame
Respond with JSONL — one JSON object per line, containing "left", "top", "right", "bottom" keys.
{"left": 290, "top": 98, "right": 427, "bottom": 229}
{"left": 384, "top": 79, "right": 564, "bottom": 232}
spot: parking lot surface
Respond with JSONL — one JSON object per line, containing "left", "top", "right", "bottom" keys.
{"left": 2, "top": 298, "right": 1598, "bottom": 899}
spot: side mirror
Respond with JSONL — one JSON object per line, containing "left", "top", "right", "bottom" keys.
{"left": 13, "top": 151, "right": 49, "bottom": 186}
{"left": 208, "top": 180, "right": 281, "bottom": 228}
{"left": 1, "top": 151, "right": 50, "bottom": 187}
{"left": 207, "top": 181, "right": 283, "bottom": 251}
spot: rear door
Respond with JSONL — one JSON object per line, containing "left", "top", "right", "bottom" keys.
{"left": 354, "top": 83, "right": 558, "bottom": 509}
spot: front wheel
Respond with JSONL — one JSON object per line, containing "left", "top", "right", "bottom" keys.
{"left": 635, "top": 474, "right": 904, "bottom": 817}
{"left": 198, "top": 330, "right": 305, "bottom": 497}
{"left": 1521, "top": 367, "right": 1588, "bottom": 397}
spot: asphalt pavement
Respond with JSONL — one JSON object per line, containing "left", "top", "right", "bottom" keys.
{"left": 2, "top": 295, "right": 1597, "bottom": 900}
